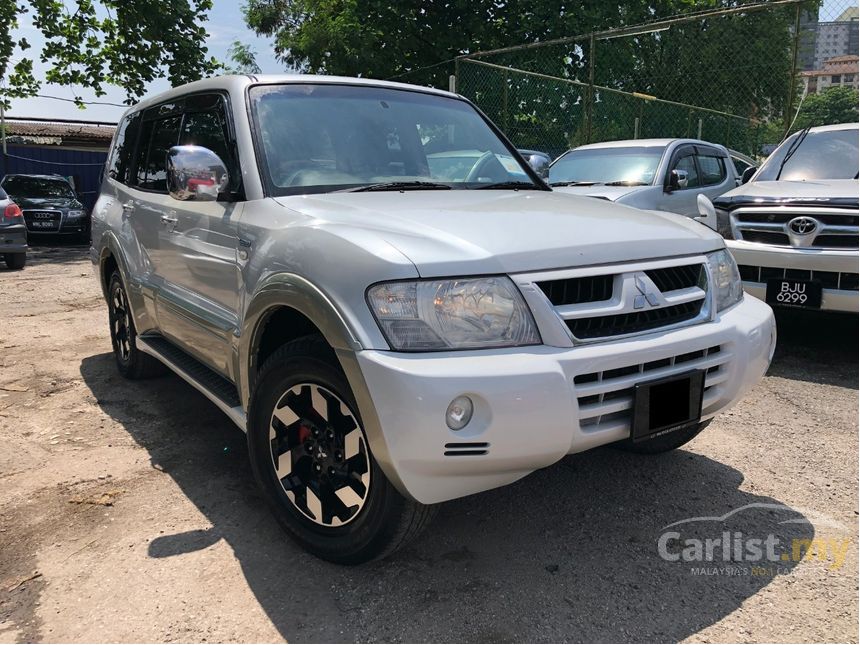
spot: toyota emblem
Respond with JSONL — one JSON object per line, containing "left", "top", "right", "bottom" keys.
{"left": 788, "top": 216, "right": 818, "bottom": 235}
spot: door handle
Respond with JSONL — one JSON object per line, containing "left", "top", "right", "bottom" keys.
{"left": 160, "top": 215, "right": 178, "bottom": 225}
{"left": 121, "top": 200, "right": 134, "bottom": 217}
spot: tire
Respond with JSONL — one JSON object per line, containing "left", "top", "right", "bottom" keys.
{"left": 4, "top": 253, "right": 25, "bottom": 270}
{"left": 107, "top": 271, "right": 165, "bottom": 379}
{"left": 617, "top": 419, "right": 711, "bottom": 455}
{"left": 247, "top": 336, "right": 435, "bottom": 564}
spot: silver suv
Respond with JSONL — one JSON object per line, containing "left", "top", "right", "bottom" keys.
{"left": 93, "top": 75, "right": 775, "bottom": 563}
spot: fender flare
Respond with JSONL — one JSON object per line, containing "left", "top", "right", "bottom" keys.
{"left": 237, "top": 273, "right": 412, "bottom": 499}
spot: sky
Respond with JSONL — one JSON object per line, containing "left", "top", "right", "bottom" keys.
{"left": 5, "top": 0, "right": 855, "bottom": 124}
{"left": 6, "top": 0, "right": 284, "bottom": 122}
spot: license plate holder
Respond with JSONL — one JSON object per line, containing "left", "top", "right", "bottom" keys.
{"left": 765, "top": 278, "right": 822, "bottom": 309}
{"left": 631, "top": 370, "right": 705, "bottom": 442}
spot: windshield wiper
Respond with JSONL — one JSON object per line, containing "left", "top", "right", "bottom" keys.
{"left": 603, "top": 180, "right": 649, "bottom": 186}
{"left": 473, "top": 181, "right": 542, "bottom": 190}
{"left": 548, "top": 180, "right": 599, "bottom": 187}
{"left": 775, "top": 126, "right": 811, "bottom": 180}
{"left": 338, "top": 181, "right": 452, "bottom": 193}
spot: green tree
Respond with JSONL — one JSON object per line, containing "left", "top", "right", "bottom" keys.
{"left": 793, "top": 86, "right": 859, "bottom": 130}
{"left": 0, "top": 0, "right": 221, "bottom": 107}
{"left": 225, "top": 40, "right": 261, "bottom": 75}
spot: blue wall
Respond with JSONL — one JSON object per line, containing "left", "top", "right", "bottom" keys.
{"left": 0, "top": 145, "right": 108, "bottom": 211}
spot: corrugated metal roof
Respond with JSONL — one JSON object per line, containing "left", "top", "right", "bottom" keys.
{"left": 3, "top": 120, "right": 116, "bottom": 144}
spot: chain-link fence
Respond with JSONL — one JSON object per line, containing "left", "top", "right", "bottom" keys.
{"left": 393, "top": 0, "right": 858, "bottom": 159}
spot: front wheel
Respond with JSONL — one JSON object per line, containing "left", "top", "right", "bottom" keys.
{"left": 247, "top": 336, "right": 435, "bottom": 564}
{"left": 4, "top": 253, "right": 25, "bottom": 270}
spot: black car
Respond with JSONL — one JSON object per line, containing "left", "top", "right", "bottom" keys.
{"left": 0, "top": 174, "right": 89, "bottom": 242}
{"left": 0, "top": 185, "right": 27, "bottom": 269}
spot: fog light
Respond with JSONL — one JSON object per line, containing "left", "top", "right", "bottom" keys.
{"left": 445, "top": 396, "right": 473, "bottom": 430}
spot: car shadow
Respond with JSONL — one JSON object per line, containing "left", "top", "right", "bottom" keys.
{"left": 80, "top": 352, "right": 815, "bottom": 643}
{"left": 0, "top": 243, "right": 89, "bottom": 271}
{"left": 768, "top": 309, "right": 858, "bottom": 389}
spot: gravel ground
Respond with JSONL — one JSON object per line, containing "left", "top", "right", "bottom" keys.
{"left": 0, "top": 244, "right": 857, "bottom": 643}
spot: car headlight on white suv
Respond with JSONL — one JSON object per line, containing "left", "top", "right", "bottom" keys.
{"left": 707, "top": 249, "right": 743, "bottom": 312}
{"left": 367, "top": 276, "right": 541, "bottom": 351}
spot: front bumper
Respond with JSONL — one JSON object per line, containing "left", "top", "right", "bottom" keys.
{"left": 355, "top": 296, "right": 775, "bottom": 504}
{"left": 0, "top": 224, "right": 28, "bottom": 253}
{"left": 727, "top": 240, "right": 859, "bottom": 313}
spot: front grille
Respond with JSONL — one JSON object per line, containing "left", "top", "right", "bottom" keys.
{"left": 575, "top": 345, "right": 729, "bottom": 434}
{"left": 538, "top": 275, "right": 613, "bottom": 306}
{"left": 645, "top": 264, "right": 703, "bottom": 292}
{"left": 443, "top": 442, "right": 488, "bottom": 457}
{"left": 741, "top": 231, "right": 790, "bottom": 245}
{"left": 565, "top": 300, "right": 704, "bottom": 340}
{"left": 531, "top": 260, "right": 709, "bottom": 342}
{"left": 23, "top": 210, "right": 61, "bottom": 232}
{"left": 732, "top": 207, "right": 858, "bottom": 250}
{"left": 738, "top": 265, "right": 859, "bottom": 291}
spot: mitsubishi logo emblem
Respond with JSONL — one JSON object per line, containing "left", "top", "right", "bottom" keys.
{"left": 633, "top": 274, "right": 661, "bottom": 309}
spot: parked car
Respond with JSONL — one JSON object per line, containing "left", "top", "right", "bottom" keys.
{"left": 699, "top": 123, "right": 858, "bottom": 313}
{"left": 549, "top": 138, "right": 740, "bottom": 220}
{"left": 93, "top": 75, "right": 774, "bottom": 564}
{"left": 0, "top": 185, "right": 27, "bottom": 270}
{"left": 728, "top": 148, "right": 757, "bottom": 178}
{"left": 0, "top": 174, "right": 90, "bottom": 243}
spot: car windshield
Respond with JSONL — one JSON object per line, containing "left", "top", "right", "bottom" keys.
{"left": 2, "top": 176, "right": 75, "bottom": 199}
{"left": 755, "top": 128, "right": 859, "bottom": 181}
{"left": 248, "top": 84, "right": 537, "bottom": 194}
{"left": 549, "top": 146, "right": 664, "bottom": 185}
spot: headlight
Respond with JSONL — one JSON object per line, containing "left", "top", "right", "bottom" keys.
{"left": 367, "top": 277, "right": 541, "bottom": 351}
{"left": 707, "top": 249, "right": 743, "bottom": 312}
{"left": 66, "top": 210, "right": 85, "bottom": 219}
{"left": 715, "top": 208, "right": 733, "bottom": 239}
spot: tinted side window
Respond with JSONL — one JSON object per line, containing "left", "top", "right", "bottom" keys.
{"left": 137, "top": 116, "right": 182, "bottom": 192}
{"left": 673, "top": 154, "right": 700, "bottom": 188}
{"left": 696, "top": 154, "right": 727, "bottom": 186}
{"left": 108, "top": 112, "right": 141, "bottom": 185}
{"left": 179, "top": 96, "right": 239, "bottom": 190}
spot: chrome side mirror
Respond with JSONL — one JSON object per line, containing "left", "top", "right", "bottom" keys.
{"left": 668, "top": 168, "right": 689, "bottom": 191}
{"left": 526, "top": 154, "right": 550, "bottom": 179}
{"left": 741, "top": 166, "right": 756, "bottom": 185}
{"left": 695, "top": 193, "right": 717, "bottom": 230}
{"left": 166, "top": 145, "right": 230, "bottom": 202}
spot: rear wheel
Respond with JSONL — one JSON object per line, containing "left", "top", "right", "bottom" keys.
{"left": 4, "top": 253, "right": 25, "bottom": 270}
{"left": 248, "top": 336, "right": 435, "bottom": 564}
{"left": 107, "top": 272, "right": 165, "bottom": 379}
{"left": 618, "top": 420, "right": 711, "bottom": 454}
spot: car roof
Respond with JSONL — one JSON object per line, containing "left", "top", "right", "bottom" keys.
{"left": 124, "top": 74, "right": 460, "bottom": 117}
{"left": 2, "top": 173, "right": 68, "bottom": 180}
{"left": 571, "top": 138, "right": 722, "bottom": 150}
{"left": 807, "top": 122, "right": 858, "bottom": 133}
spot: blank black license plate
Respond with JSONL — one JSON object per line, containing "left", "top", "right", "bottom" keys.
{"left": 765, "top": 278, "right": 822, "bottom": 309}
{"left": 631, "top": 370, "right": 705, "bottom": 442}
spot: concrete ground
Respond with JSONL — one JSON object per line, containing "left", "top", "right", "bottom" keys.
{"left": 0, "top": 244, "right": 857, "bottom": 643}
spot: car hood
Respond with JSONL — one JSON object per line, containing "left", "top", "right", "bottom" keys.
{"left": 9, "top": 195, "right": 83, "bottom": 210}
{"left": 273, "top": 190, "right": 723, "bottom": 276}
{"left": 715, "top": 179, "right": 859, "bottom": 209}
{"left": 550, "top": 184, "right": 649, "bottom": 201}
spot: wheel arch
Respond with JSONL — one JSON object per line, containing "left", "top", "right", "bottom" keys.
{"left": 238, "top": 273, "right": 410, "bottom": 499}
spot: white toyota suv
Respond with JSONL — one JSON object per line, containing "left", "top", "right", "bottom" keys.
{"left": 92, "top": 75, "right": 775, "bottom": 563}
{"left": 702, "top": 123, "right": 858, "bottom": 312}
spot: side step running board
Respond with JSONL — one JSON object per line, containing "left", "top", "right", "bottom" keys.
{"left": 137, "top": 335, "right": 247, "bottom": 431}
